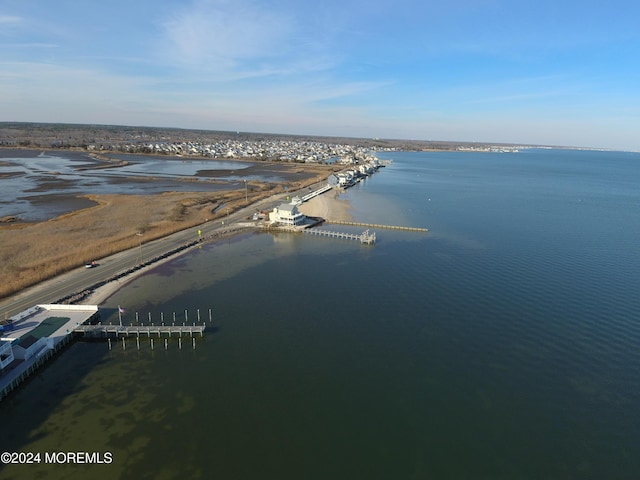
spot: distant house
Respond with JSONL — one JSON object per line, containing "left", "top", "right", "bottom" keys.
{"left": 327, "top": 172, "right": 355, "bottom": 188}
{"left": 357, "top": 163, "right": 377, "bottom": 176}
{"left": 269, "top": 203, "right": 306, "bottom": 226}
{"left": 327, "top": 174, "right": 340, "bottom": 187}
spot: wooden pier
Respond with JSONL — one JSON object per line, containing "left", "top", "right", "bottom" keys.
{"left": 327, "top": 220, "right": 428, "bottom": 232}
{"left": 303, "top": 228, "right": 376, "bottom": 244}
{"left": 73, "top": 324, "right": 205, "bottom": 338}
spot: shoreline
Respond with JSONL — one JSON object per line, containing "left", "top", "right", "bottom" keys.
{"left": 0, "top": 162, "right": 350, "bottom": 315}
{"left": 80, "top": 225, "right": 250, "bottom": 306}
{"left": 0, "top": 148, "right": 334, "bottom": 301}
{"left": 83, "top": 190, "right": 354, "bottom": 306}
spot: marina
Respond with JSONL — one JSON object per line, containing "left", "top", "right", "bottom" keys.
{"left": 0, "top": 304, "right": 209, "bottom": 401}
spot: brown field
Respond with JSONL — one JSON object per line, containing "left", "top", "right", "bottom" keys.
{"left": 0, "top": 166, "right": 331, "bottom": 300}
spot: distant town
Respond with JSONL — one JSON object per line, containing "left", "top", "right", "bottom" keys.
{"left": 0, "top": 122, "right": 528, "bottom": 161}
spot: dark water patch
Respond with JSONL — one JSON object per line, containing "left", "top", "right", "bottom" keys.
{"left": 21, "top": 175, "right": 78, "bottom": 192}
{"left": 0, "top": 151, "right": 243, "bottom": 221}
{"left": 15, "top": 193, "right": 98, "bottom": 221}
{"left": 3, "top": 149, "right": 640, "bottom": 478}
{"left": 0, "top": 148, "right": 95, "bottom": 163}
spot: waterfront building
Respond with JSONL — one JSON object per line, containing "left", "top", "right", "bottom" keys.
{"left": 0, "top": 305, "right": 99, "bottom": 401}
{"left": 327, "top": 174, "right": 340, "bottom": 187}
{"left": 269, "top": 203, "right": 306, "bottom": 226}
{"left": 0, "top": 340, "right": 14, "bottom": 370}
{"left": 327, "top": 172, "right": 356, "bottom": 188}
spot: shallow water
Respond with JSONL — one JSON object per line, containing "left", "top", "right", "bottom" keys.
{"left": 1, "top": 149, "right": 639, "bottom": 479}
{"left": 0, "top": 151, "right": 256, "bottom": 221}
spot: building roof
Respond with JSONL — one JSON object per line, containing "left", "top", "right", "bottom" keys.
{"left": 17, "top": 334, "right": 39, "bottom": 349}
{"left": 2, "top": 305, "right": 98, "bottom": 346}
{"left": 277, "top": 203, "right": 298, "bottom": 213}
{"left": 19, "top": 316, "right": 70, "bottom": 342}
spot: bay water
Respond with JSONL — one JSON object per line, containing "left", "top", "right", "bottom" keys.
{"left": 1, "top": 149, "right": 639, "bottom": 479}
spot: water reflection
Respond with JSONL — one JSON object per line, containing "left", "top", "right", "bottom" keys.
{"left": 109, "top": 154, "right": 252, "bottom": 176}
{"left": 0, "top": 151, "right": 271, "bottom": 222}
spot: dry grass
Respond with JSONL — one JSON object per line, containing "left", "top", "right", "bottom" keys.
{"left": 0, "top": 192, "right": 210, "bottom": 299}
{"left": 0, "top": 169, "right": 330, "bottom": 300}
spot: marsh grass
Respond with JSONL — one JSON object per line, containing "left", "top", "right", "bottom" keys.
{"left": 0, "top": 174, "right": 325, "bottom": 300}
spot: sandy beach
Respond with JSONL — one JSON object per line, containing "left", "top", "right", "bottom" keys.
{"left": 297, "top": 190, "right": 352, "bottom": 222}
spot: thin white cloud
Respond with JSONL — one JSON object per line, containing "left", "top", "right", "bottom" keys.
{"left": 0, "top": 15, "right": 22, "bottom": 24}
{"left": 0, "top": 42, "right": 57, "bottom": 49}
{"left": 160, "top": 0, "right": 294, "bottom": 66}
{"left": 0, "top": 61, "right": 154, "bottom": 111}
{"left": 156, "top": 0, "right": 346, "bottom": 81}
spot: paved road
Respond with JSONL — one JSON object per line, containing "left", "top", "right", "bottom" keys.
{"left": 0, "top": 183, "right": 320, "bottom": 319}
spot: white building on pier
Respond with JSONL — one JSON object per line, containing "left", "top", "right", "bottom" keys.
{"left": 269, "top": 203, "right": 306, "bottom": 226}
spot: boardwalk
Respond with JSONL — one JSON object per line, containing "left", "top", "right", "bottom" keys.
{"left": 73, "top": 324, "right": 205, "bottom": 337}
{"left": 301, "top": 184, "right": 332, "bottom": 202}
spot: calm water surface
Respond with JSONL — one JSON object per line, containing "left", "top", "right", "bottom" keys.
{"left": 1, "top": 149, "right": 639, "bottom": 479}
{"left": 0, "top": 152, "right": 253, "bottom": 221}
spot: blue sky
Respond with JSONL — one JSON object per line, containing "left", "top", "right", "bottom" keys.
{"left": 1, "top": 0, "right": 639, "bottom": 150}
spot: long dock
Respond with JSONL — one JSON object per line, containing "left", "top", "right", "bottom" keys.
{"left": 327, "top": 220, "right": 428, "bottom": 232}
{"left": 73, "top": 324, "right": 205, "bottom": 337}
{"left": 303, "top": 228, "right": 376, "bottom": 244}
